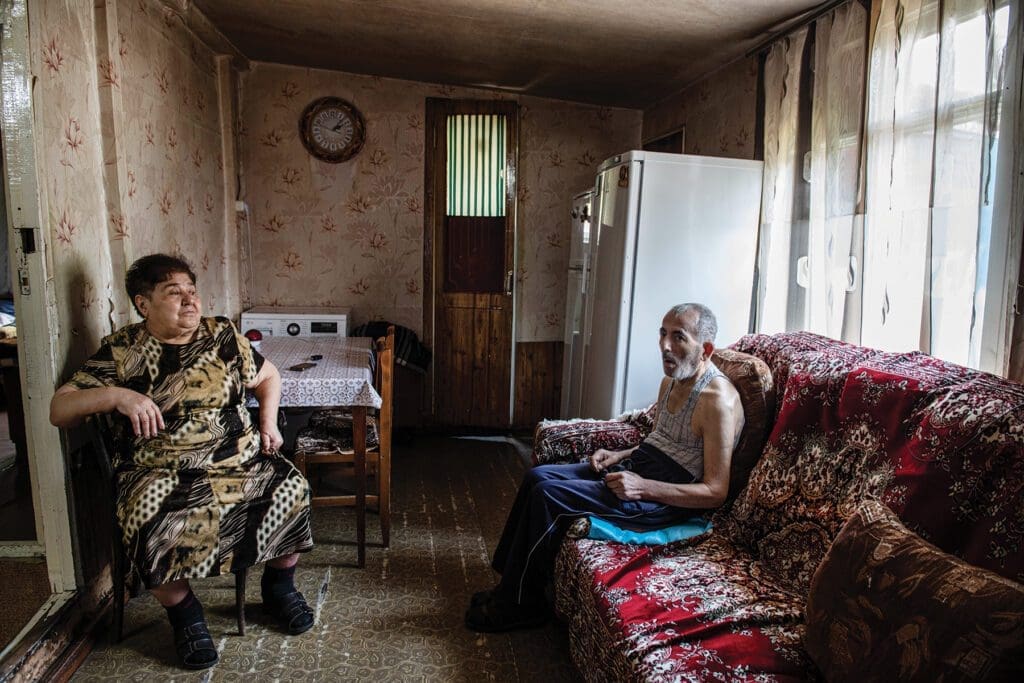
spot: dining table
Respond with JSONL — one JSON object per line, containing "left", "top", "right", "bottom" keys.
{"left": 255, "top": 335, "right": 381, "bottom": 567}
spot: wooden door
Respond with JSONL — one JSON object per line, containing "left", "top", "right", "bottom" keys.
{"left": 424, "top": 99, "right": 517, "bottom": 428}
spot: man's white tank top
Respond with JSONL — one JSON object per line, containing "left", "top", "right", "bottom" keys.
{"left": 642, "top": 364, "right": 725, "bottom": 482}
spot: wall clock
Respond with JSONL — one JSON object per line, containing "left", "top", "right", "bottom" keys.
{"left": 298, "top": 96, "right": 366, "bottom": 163}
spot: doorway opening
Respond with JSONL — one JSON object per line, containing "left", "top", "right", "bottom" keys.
{"left": 0, "top": 0, "right": 77, "bottom": 668}
{"left": 0, "top": 121, "right": 49, "bottom": 665}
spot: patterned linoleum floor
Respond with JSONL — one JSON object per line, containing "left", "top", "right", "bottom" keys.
{"left": 71, "top": 436, "right": 576, "bottom": 682}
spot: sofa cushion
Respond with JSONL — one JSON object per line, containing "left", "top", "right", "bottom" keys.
{"left": 805, "top": 501, "right": 1024, "bottom": 682}
{"left": 711, "top": 348, "right": 774, "bottom": 500}
{"left": 555, "top": 533, "right": 816, "bottom": 681}
{"left": 296, "top": 410, "right": 380, "bottom": 453}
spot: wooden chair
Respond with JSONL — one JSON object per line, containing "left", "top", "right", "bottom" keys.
{"left": 86, "top": 415, "right": 249, "bottom": 640}
{"left": 293, "top": 326, "right": 394, "bottom": 555}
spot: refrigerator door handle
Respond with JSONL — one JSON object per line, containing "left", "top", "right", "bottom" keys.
{"left": 504, "top": 269, "right": 514, "bottom": 296}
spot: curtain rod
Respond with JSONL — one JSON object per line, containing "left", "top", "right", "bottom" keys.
{"left": 745, "top": 0, "right": 866, "bottom": 57}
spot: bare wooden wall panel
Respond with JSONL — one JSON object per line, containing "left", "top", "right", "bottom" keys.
{"left": 513, "top": 341, "right": 563, "bottom": 429}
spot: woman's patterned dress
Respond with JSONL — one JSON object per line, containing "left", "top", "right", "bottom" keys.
{"left": 69, "top": 316, "right": 313, "bottom": 588}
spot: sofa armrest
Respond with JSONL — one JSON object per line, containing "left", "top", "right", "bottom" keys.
{"left": 532, "top": 404, "right": 655, "bottom": 466}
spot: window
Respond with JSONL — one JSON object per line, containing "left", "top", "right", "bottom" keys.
{"left": 443, "top": 113, "right": 509, "bottom": 292}
{"left": 757, "top": 0, "right": 1016, "bottom": 373}
{"left": 446, "top": 114, "right": 506, "bottom": 217}
{"left": 862, "top": 0, "right": 1010, "bottom": 368}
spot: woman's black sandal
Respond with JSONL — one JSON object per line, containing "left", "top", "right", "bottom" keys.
{"left": 174, "top": 619, "right": 219, "bottom": 670}
{"left": 263, "top": 590, "right": 315, "bottom": 635}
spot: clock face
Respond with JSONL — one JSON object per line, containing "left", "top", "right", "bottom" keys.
{"left": 299, "top": 97, "right": 365, "bottom": 163}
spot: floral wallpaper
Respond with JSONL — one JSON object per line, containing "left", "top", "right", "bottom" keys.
{"left": 516, "top": 100, "right": 641, "bottom": 340}
{"left": 30, "top": 0, "right": 236, "bottom": 374}
{"left": 32, "top": 0, "right": 115, "bottom": 373}
{"left": 239, "top": 64, "right": 641, "bottom": 342}
{"left": 106, "top": 0, "right": 236, "bottom": 319}
{"left": 643, "top": 57, "right": 758, "bottom": 160}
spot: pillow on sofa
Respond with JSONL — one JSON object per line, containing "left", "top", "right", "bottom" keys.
{"left": 711, "top": 348, "right": 775, "bottom": 501}
{"left": 805, "top": 500, "right": 1024, "bottom": 682}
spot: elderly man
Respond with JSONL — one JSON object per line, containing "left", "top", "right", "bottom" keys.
{"left": 465, "top": 302, "right": 745, "bottom": 632}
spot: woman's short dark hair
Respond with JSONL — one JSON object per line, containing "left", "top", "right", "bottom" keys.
{"left": 126, "top": 254, "right": 197, "bottom": 315}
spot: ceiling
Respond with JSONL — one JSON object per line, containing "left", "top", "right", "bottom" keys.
{"left": 191, "top": 0, "right": 824, "bottom": 109}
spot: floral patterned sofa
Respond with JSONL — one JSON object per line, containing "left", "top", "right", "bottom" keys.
{"left": 534, "top": 332, "right": 1024, "bottom": 681}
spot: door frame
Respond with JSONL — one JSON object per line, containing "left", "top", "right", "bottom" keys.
{"left": 0, "top": 0, "right": 77, "bottom": 594}
{"left": 423, "top": 98, "right": 519, "bottom": 425}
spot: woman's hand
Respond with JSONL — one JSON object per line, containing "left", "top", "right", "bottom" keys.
{"left": 249, "top": 359, "right": 283, "bottom": 455}
{"left": 113, "top": 388, "right": 165, "bottom": 438}
{"left": 260, "top": 422, "right": 284, "bottom": 455}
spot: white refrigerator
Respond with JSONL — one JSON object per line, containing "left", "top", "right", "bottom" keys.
{"left": 560, "top": 188, "right": 595, "bottom": 418}
{"left": 577, "top": 151, "right": 764, "bottom": 420}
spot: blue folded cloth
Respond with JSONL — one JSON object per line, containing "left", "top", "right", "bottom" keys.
{"left": 586, "top": 515, "right": 712, "bottom": 545}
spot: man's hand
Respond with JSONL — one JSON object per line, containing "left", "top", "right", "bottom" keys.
{"left": 604, "top": 470, "right": 647, "bottom": 501}
{"left": 590, "top": 448, "right": 617, "bottom": 472}
{"left": 113, "top": 388, "right": 165, "bottom": 438}
{"left": 260, "top": 422, "right": 284, "bottom": 454}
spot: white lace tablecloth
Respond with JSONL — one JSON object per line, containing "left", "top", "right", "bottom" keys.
{"left": 256, "top": 336, "right": 382, "bottom": 409}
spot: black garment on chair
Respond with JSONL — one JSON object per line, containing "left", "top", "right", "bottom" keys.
{"left": 350, "top": 321, "right": 431, "bottom": 374}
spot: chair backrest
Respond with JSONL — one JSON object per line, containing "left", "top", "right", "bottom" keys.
{"left": 86, "top": 413, "right": 127, "bottom": 571}
{"left": 374, "top": 326, "right": 395, "bottom": 453}
{"left": 86, "top": 413, "right": 117, "bottom": 490}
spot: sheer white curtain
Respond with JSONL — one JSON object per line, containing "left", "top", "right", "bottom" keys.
{"left": 808, "top": 2, "right": 868, "bottom": 340}
{"left": 756, "top": 28, "right": 808, "bottom": 334}
{"left": 756, "top": 4, "right": 868, "bottom": 337}
{"left": 863, "top": 0, "right": 1012, "bottom": 369}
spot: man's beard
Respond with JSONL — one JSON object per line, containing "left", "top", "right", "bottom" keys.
{"left": 663, "top": 347, "right": 702, "bottom": 381}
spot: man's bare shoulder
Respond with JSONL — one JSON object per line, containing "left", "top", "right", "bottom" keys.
{"left": 703, "top": 374, "right": 741, "bottom": 402}
{"left": 697, "top": 375, "right": 744, "bottom": 421}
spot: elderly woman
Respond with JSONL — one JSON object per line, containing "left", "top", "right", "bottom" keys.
{"left": 50, "top": 254, "right": 314, "bottom": 670}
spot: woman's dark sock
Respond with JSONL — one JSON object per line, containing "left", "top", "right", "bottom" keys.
{"left": 262, "top": 564, "right": 314, "bottom": 635}
{"left": 164, "top": 590, "right": 218, "bottom": 669}
{"left": 165, "top": 590, "right": 204, "bottom": 628}
{"left": 261, "top": 563, "right": 297, "bottom": 601}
